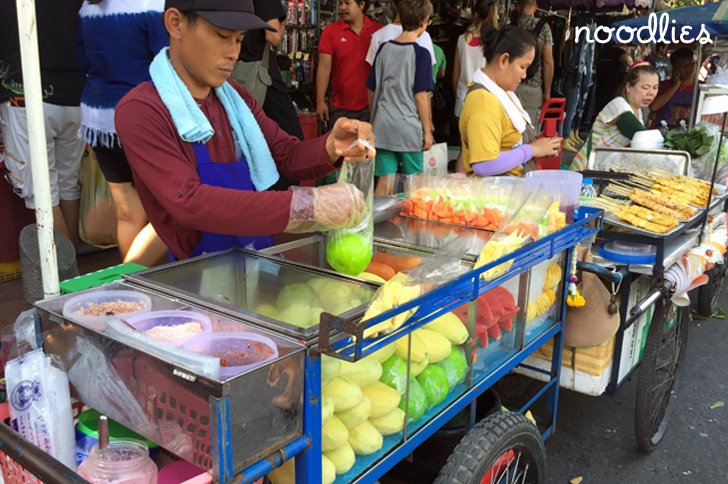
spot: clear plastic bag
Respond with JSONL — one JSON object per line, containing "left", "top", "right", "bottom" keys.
{"left": 325, "top": 157, "right": 375, "bottom": 275}
{"left": 690, "top": 122, "right": 728, "bottom": 181}
{"left": 5, "top": 348, "right": 77, "bottom": 469}
{"left": 474, "top": 186, "right": 557, "bottom": 281}
{"left": 362, "top": 237, "right": 472, "bottom": 339}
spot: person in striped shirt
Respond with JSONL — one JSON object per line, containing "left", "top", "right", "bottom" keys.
{"left": 570, "top": 61, "right": 659, "bottom": 172}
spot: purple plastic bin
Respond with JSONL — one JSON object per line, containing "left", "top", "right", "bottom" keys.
{"left": 182, "top": 332, "right": 279, "bottom": 380}
{"left": 125, "top": 310, "right": 212, "bottom": 346}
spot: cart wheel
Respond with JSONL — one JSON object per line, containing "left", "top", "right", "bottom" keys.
{"left": 696, "top": 264, "right": 726, "bottom": 317}
{"left": 435, "top": 412, "right": 546, "bottom": 484}
{"left": 634, "top": 297, "right": 688, "bottom": 453}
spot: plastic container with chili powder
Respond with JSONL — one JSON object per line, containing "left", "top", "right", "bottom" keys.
{"left": 182, "top": 332, "right": 279, "bottom": 380}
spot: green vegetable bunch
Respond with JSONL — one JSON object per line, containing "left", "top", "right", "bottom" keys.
{"left": 664, "top": 126, "right": 715, "bottom": 158}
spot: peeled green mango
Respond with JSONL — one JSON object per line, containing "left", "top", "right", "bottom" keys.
{"left": 339, "top": 359, "right": 383, "bottom": 388}
{"left": 336, "top": 397, "right": 371, "bottom": 429}
{"left": 322, "top": 395, "right": 334, "bottom": 427}
{"left": 277, "top": 303, "right": 313, "bottom": 328}
{"left": 321, "top": 355, "right": 341, "bottom": 386}
{"left": 416, "top": 364, "right": 450, "bottom": 408}
{"left": 322, "top": 414, "right": 349, "bottom": 452}
{"left": 277, "top": 283, "right": 318, "bottom": 310}
{"left": 323, "top": 377, "right": 363, "bottom": 413}
{"left": 369, "top": 407, "right": 405, "bottom": 436}
{"left": 322, "top": 455, "right": 336, "bottom": 484}
{"left": 317, "top": 280, "right": 354, "bottom": 313}
{"left": 307, "top": 277, "right": 329, "bottom": 294}
{"left": 324, "top": 442, "right": 356, "bottom": 475}
{"left": 436, "top": 347, "right": 468, "bottom": 388}
{"left": 348, "top": 420, "right": 383, "bottom": 456}
{"left": 255, "top": 303, "right": 279, "bottom": 320}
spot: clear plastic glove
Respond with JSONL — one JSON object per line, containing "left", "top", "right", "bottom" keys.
{"left": 285, "top": 183, "right": 367, "bottom": 233}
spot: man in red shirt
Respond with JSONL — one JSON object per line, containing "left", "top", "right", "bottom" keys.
{"left": 316, "top": 0, "right": 383, "bottom": 127}
{"left": 115, "top": 0, "right": 374, "bottom": 261}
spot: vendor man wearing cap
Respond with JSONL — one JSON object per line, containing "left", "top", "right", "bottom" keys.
{"left": 115, "top": 0, "right": 374, "bottom": 260}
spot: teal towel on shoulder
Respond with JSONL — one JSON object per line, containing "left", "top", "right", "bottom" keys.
{"left": 149, "top": 47, "right": 279, "bottom": 191}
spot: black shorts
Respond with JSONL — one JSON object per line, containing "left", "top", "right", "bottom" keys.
{"left": 94, "top": 144, "right": 133, "bottom": 184}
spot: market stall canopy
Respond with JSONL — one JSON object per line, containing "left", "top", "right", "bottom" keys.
{"left": 613, "top": 1, "right": 728, "bottom": 37}
{"left": 538, "top": 0, "right": 651, "bottom": 10}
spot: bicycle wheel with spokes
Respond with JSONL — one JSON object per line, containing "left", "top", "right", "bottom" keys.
{"left": 697, "top": 264, "right": 727, "bottom": 317}
{"left": 634, "top": 297, "right": 688, "bottom": 452}
{"left": 435, "top": 411, "right": 546, "bottom": 484}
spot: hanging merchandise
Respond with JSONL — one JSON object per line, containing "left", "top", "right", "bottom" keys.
{"left": 5, "top": 348, "right": 77, "bottom": 470}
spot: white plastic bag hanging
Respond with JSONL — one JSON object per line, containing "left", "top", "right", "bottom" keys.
{"left": 5, "top": 349, "right": 77, "bottom": 470}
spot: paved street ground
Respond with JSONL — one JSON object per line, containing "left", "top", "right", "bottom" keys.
{"left": 545, "top": 292, "right": 728, "bottom": 483}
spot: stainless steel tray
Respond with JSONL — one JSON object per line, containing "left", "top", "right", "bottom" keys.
{"left": 35, "top": 281, "right": 305, "bottom": 479}
{"left": 124, "top": 248, "right": 379, "bottom": 341}
{"left": 602, "top": 211, "right": 683, "bottom": 238}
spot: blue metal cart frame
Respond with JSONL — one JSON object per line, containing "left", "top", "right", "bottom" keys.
{"left": 234, "top": 209, "right": 602, "bottom": 483}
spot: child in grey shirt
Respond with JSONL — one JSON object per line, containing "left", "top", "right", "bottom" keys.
{"left": 367, "top": 0, "right": 433, "bottom": 195}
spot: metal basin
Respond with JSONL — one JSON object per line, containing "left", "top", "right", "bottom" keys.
{"left": 373, "top": 196, "right": 404, "bottom": 224}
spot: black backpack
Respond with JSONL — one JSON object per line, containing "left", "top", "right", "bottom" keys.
{"left": 525, "top": 18, "right": 548, "bottom": 81}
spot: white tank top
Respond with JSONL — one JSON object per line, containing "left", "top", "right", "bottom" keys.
{"left": 455, "top": 33, "right": 486, "bottom": 117}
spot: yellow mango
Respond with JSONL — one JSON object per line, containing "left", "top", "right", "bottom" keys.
{"left": 358, "top": 272, "right": 386, "bottom": 284}
{"left": 266, "top": 458, "right": 295, "bottom": 484}
{"left": 414, "top": 329, "right": 452, "bottom": 363}
{"left": 323, "top": 377, "right": 363, "bottom": 413}
{"left": 362, "top": 274, "right": 421, "bottom": 338}
{"left": 324, "top": 442, "right": 356, "bottom": 475}
{"left": 348, "top": 420, "right": 383, "bottom": 456}
{"left": 411, "top": 357, "right": 428, "bottom": 377}
{"left": 362, "top": 381, "right": 401, "bottom": 418}
{"left": 363, "top": 342, "right": 396, "bottom": 363}
{"left": 322, "top": 395, "right": 334, "bottom": 427}
{"left": 339, "top": 359, "right": 383, "bottom": 388}
{"left": 336, "top": 396, "right": 371, "bottom": 429}
{"left": 322, "top": 455, "right": 336, "bottom": 484}
{"left": 322, "top": 415, "right": 349, "bottom": 452}
{"left": 369, "top": 407, "right": 405, "bottom": 436}
{"left": 425, "top": 312, "right": 469, "bottom": 345}
{"left": 394, "top": 331, "right": 428, "bottom": 363}
{"left": 321, "top": 354, "right": 341, "bottom": 386}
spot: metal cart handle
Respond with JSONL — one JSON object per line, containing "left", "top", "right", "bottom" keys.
{"left": 577, "top": 261, "right": 624, "bottom": 285}
{"left": 627, "top": 288, "right": 666, "bottom": 326}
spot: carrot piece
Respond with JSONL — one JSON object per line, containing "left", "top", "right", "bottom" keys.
{"left": 372, "top": 252, "right": 422, "bottom": 272}
{"left": 364, "top": 261, "right": 396, "bottom": 281}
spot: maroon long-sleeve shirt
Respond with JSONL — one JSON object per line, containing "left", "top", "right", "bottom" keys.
{"left": 115, "top": 81, "right": 335, "bottom": 260}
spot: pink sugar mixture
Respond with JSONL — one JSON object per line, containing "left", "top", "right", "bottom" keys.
{"left": 145, "top": 322, "right": 203, "bottom": 340}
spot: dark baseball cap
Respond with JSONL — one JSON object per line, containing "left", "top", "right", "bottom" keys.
{"left": 165, "top": 0, "right": 275, "bottom": 32}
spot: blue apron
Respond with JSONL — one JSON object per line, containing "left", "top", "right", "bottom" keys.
{"left": 173, "top": 142, "right": 274, "bottom": 260}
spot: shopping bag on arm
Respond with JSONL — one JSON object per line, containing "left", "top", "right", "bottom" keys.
{"left": 79, "top": 147, "right": 117, "bottom": 248}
